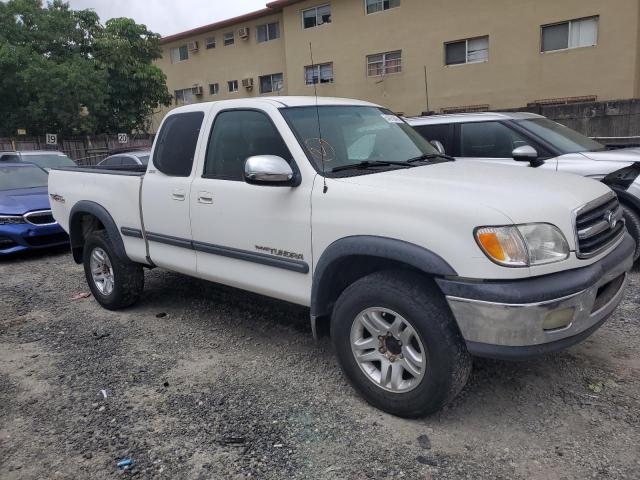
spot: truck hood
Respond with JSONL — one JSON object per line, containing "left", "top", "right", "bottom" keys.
{"left": 0, "top": 186, "right": 51, "bottom": 215}
{"left": 335, "top": 161, "right": 611, "bottom": 227}
{"left": 580, "top": 147, "right": 640, "bottom": 163}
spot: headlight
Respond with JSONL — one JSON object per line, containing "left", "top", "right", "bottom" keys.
{"left": 0, "top": 215, "right": 25, "bottom": 225}
{"left": 475, "top": 223, "right": 569, "bottom": 267}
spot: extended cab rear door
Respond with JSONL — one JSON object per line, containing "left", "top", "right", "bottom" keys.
{"left": 189, "top": 103, "right": 313, "bottom": 306}
{"left": 141, "top": 109, "right": 206, "bottom": 274}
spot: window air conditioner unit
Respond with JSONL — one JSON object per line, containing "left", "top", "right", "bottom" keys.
{"left": 238, "top": 27, "right": 250, "bottom": 39}
{"left": 187, "top": 41, "right": 199, "bottom": 51}
{"left": 191, "top": 85, "right": 203, "bottom": 95}
{"left": 242, "top": 78, "right": 254, "bottom": 89}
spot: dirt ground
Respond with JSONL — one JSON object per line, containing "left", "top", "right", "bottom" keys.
{"left": 1, "top": 247, "right": 639, "bottom": 480}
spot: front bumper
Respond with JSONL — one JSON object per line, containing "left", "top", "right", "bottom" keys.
{"left": 0, "top": 222, "right": 69, "bottom": 255}
{"left": 437, "top": 233, "right": 635, "bottom": 359}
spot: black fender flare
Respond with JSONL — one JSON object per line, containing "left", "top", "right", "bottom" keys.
{"left": 68, "top": 200, "right": 128, "bottom": 264}
{"left": 310, "top": 235, "right": 457, "bottom": 319}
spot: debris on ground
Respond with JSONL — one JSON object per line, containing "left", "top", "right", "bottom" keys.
{"left": 417, "top": 434, "right": 431, "bottom": 450}
{"left": 71, "top": 292, "right": 91, "bottom": 300}
{"left": 116, "top": 458, "right": 134, "bottom": 469}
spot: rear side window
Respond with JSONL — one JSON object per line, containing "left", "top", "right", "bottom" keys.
{"left": 412, "top": 124, "right": 454, "bottom": 155}
{"left": 153, "top": 112, "right": 204, "bottom": 176}
{"left": 204, "top": 110, "right": 292, "bottom": 180}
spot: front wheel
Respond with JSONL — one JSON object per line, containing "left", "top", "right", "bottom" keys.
{"left": 331, "top": 270, "right": 471, "bottom": 417}
{"left": 83, "top": 230, "right": 144, "bottom": 310}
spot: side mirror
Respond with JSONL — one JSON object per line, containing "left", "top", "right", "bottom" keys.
{"left": 244, "top": 155, "right": 296, "bottom": 186}
{"left": 430, "top": 140, "right": 445, "bottom": 155}
{"left": 512, "top": 145, "right": 544, "bottom": 167}
{"left": 512, "top": 145, "right": 538, "bottom": 162}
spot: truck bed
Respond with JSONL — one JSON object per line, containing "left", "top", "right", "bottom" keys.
{"left": 48, "top": 167, "right": 148, "bottom": 264}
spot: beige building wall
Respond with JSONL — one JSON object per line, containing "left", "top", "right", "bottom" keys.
{"left": 153, "top": 10, "right": 287, "bottom": 130}
{"left": 153, "top": 0, "right": 640, "bottom": 129}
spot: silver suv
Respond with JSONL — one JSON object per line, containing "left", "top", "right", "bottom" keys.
{"left": 407, "top": 112, "right": 640, "bottom": 260}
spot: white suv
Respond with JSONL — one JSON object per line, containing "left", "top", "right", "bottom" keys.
{"left": 407, "top": 112, "right": 640, "bottom": 259}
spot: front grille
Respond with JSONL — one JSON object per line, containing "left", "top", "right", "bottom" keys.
{"left": 575, "top": 193, "right": 625, "bottom": 258}
{"left": 24, "top": 210, "right": 56, "bottom": 226}
{"left": 25, "top": 232, "right": 68, "bottom": 247}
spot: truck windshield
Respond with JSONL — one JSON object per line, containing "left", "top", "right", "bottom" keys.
{"left": 281, "top": 106, "right": 440, "bottom": 175}
{"left": 516, "top": 118, "right": 605, "bottom": 154}
{"left": 0, "top": 165, "right": 48, "bottom": 190}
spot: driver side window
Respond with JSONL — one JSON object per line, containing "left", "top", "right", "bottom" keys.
{"left": 459, "top": 121, "right": 528, "bottom": 158}
{"left": 204, "top": 110, "right": 292, "bottom": 180}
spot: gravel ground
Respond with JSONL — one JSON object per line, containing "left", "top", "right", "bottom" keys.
{"left": 1, "top": 247, "right": 639, "bottom": 480}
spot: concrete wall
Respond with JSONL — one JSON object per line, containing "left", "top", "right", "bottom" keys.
{"left": 152, "top": 0, "right": 640, "bottom": 129}
{"left": 511, "top": 98, "right": 640, "bottom": 139}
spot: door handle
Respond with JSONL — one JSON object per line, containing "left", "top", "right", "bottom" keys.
{"left": 171, "top": 189, "right": 186, "bottom": 201}
{"left": 198, "top": 191, "right": 214, "bottom": 204}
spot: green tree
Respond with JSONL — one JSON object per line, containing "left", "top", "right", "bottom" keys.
{"left": 0, "top": 0, "right": 171, "bottom": 136}
{"left": 93, "top": 17, "right": 173, "bottom": 134}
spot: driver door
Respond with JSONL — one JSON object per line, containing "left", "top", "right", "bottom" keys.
{"left": 189, "top": 105, "right": 313, "bottom": 305}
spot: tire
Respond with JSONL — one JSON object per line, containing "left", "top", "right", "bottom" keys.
{"left": 83, "top": 230, "right": 144, "bottom": 310}
{"left": 331, "top": 270, "right": 471, "bottom": 418}
{"left": 621, "top": 204, "right": 640, "bottom": 262}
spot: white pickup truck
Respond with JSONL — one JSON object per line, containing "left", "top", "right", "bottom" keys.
{"left": 49, "top": 97, "right": 634, "bottom": 417}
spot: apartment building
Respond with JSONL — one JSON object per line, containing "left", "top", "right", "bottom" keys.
{"left": 153, "top": 0, "right": 640, "bottom": 129}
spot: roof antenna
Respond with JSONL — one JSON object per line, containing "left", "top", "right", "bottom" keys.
{"left": 309, "top": 42, "right": 328, "bottom": 194}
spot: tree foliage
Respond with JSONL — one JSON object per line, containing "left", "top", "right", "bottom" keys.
{"left": 0, "top": 0, "right": 172, "bottom": 136}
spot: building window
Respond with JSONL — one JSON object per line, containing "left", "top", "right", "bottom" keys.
{"left": 259, "top": 73, "right": 284, "bottom": 94}
{"left": 366, "top": 0, "right": 399, "bottom": 14}
{"left": 175, "top": 88, "right": 195, "bottom": 105}
{"left": 257, "top": 22, "right": 280, "bottom": 43}
{"left": 303, "top": 4, "right": 332, "bottom": 28}
{"left": 224, "top": 32, "right": 234, "bottom": 46}
{"left": 228, "top": 80, "right": 239, "bottom": 93}
{"left": 367, "top": 51, "right": 401, "bottom": 76}
{"left": 541, "top": 16, "right": 598, "bottom": 52}
{"left": 445, "top": 36, "right": 489, "bottom": 65}
{"left": 170, "top": 45, "right": 188, "bottom": 63}
{"left": 305, "top": 63, "right": 334, "bottom": 84}
{"left": 205, "top": 37, "right": 216, "bottom": 49}
{"left": 209, "top": 83, "right": 219, "bottom": 95}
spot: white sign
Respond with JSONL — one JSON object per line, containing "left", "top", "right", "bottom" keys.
{"left": 46, "top": 133, "right": 57, "bottom": 145}
{"left": 381, "top": 114, "right": 404, "bottom": 124}
{"left": 118, "top": 133, "right": 129, "bottom": 144}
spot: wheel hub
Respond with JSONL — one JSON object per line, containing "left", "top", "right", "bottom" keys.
{"left": 379, "top": 333, "right": 402, "bottom": 357}
{"left": 350, "top": 307, "right": 427, "bottom": 393}
{"left": 89, "top": 247, "right": 114, "bottom": 296}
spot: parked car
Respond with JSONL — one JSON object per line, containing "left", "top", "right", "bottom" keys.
{"left": 96, "top": 150, "right": 151, "bottom": 169}
{"left": 0, "top": 150, "right": 77, "bottom": 171}
{"left": 0, "top": 163, "right": 69, "bottom": 255}
{"left": 49, "top": 97, "right": 634, "bottom": 417}
{"left": 406, "top": 112, "right": 640, "bottom": 259}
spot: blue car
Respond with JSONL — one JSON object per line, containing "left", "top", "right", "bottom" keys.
{"left": 0, "top": 163, "right": 69, "bottom": 255}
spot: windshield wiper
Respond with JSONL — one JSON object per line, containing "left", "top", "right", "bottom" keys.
{"left": 406, "top": 153, "right": 455, "bottom": 163}
{"left": 331, "top": 160, "right": 413, "bottom": 173}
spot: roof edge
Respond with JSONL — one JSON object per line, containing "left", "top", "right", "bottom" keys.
{"left": 161, "top": 7, "right": 282, "bottom": 44}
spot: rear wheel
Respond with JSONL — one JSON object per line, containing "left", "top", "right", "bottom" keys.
{"left": 83, "top": 230, "right": 144, "bottom": 310}
{"left": 621, "top": 204, "right": 640, "bottom": 261}
{"left": 331, "top": 270, "right": 471, "bottom": 417}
